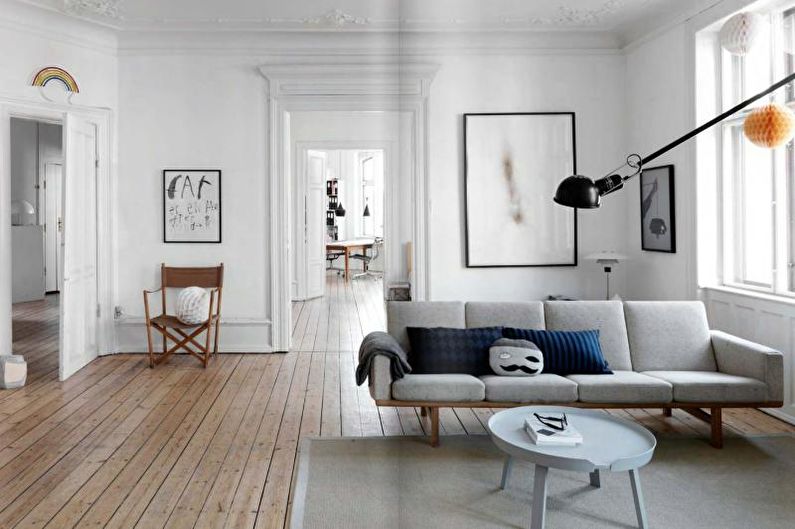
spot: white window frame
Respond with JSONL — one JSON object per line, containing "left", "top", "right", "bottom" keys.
{"left": 719, "top": 7, "right": 795, "bottom": 297}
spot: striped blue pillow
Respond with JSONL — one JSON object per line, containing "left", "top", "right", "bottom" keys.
{"left": 502, "top": 328, "right": 612, "bottom": 375}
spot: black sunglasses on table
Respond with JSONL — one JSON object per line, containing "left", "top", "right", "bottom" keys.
{"left": 534, "top": 412, "right": 568, "bottom": 431}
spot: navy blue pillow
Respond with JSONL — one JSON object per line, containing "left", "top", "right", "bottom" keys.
{"left": 502, "top": 328, "right": 612, "bottom": 375}
{"left": 406, "top": 327, "right": 503, "bottom": 376}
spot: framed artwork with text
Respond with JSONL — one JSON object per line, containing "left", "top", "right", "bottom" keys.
{"left": 163, "top": 169, "right": 222, "bottom": 243}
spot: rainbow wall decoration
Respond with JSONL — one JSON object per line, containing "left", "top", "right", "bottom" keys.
{"left": 31, "top": 66, "right": 79, "bottom": 93}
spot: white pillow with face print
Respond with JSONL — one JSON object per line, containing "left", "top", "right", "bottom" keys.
{"left": 489, "top": 338, "right": 544, "bottom": 376}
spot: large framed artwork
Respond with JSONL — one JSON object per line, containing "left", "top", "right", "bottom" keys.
{"left": 464, "top": 112, "right": 577, "bottom": 267}
{"left": 639, "top": 165, "right": 676, "bottom": 253}
{"left": 163, "top": 169, "right": 222, "bottom": 243}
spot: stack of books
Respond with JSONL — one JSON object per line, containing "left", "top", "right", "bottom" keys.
{"left": 524, "top": 416, "right": 583, "bottom": 446}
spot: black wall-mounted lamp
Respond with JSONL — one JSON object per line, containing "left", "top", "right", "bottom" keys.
{"left": 553, "top": 71, "right": 795, "bottom": 209}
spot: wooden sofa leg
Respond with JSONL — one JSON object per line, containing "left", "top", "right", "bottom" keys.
{"left": 420, "top": 406, "right": 427, "bottom": 417}
{"left": 710, "top": 407, "right": 723, "bottom": 449}
{"left": 662, "top": 407, "right": 672, "bottom": 417}
{"left": 430, "top": 408, "right": 440, "bottom": 447}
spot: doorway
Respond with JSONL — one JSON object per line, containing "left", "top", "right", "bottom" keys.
{"left": 294, "top": 148, "right": 385, "bottom": 301}
{"left": 9, "top": 118, "right": 63, "bottom": 382}
{"left": 2, "top": 107, "right": 105, "bottom": 382}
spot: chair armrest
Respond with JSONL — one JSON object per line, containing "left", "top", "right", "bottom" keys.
{"left": 369, "top": 355, "right": 393, "bottom": 401}
{"left": 711, "top": 330, "right": 784, "bottom": 402}
{"left": 143, "top": 287, "right": 163, "bottom": 295}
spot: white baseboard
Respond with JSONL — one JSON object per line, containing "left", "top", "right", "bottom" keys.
{"left": 114, "top": 317, "right": 275, "bottom": 354}
{"left": 762, "top": 407, "right": 795, "bottom": 427}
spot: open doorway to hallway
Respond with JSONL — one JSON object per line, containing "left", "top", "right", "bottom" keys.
{"left": 291, "top": 146, "right": 387, "bottom": 350}
{"left": 3, "top": 108, "right": 105, "bottom": 382}
{"left": 9, "top": 117, "right": 63, "bottom": 380}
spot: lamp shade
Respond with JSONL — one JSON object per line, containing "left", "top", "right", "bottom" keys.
{"left": 335, "top": 202, "right": 346, "bottom": 217}
{"left": 743, "top": 103, "right": 795, "bottom": 148}
{"left": 585, "top": 251, "right": 627, "bottom": 264}
{"left": 719, "top": 12, "right": 763, "bottom": 56}
{"left": 363, "top": 203, "right": 370, "bottom": 217}
{"left": 10, "top": 200, "right": 35, "bottom": 216}
{"left": 553, "top": 175, "right": 601, "bottom": 209}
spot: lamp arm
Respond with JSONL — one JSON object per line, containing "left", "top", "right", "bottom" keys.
{"left": 638, "top": 71, "right": 795, "bottom": 169}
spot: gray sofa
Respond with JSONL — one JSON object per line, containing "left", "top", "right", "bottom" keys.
{"left": 367, "top": 300, "right": 784, "bottom": 447}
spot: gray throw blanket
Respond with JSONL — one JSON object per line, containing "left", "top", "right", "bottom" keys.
{"left": 356, "top": 331, "right": 412, "bottom": 386}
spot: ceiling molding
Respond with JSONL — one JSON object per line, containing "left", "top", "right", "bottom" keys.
{"left": 300, "top": 8, "right": 371, "bottom": 27}
{"left": 13, "top": 0, "right": 690, "bottom": 38}
{"left": 259, "top": 61, "right": 440, "bottom": 99}
{"left": 63, "top": 0, "right": 121, "bottom": 19}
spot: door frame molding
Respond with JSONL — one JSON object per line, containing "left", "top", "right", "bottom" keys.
{"left": 0, "top": 94, "right": 114, "bottom": 378}
{"left": 293, "top": 140, "right": 395, "bottom": 301}
{"left": 260, "top": 60, "right": 439, "bottom": 351}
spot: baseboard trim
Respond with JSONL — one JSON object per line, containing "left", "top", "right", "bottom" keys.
{"left": 114, "top": 317, "right": 273, "bottom": 354}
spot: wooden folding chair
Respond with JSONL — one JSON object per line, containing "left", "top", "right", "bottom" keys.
{"left": 143, "top": 263, "right": 224, "bottom": 368}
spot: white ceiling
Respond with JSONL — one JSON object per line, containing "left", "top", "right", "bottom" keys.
{"left": 20, "top": 0, "right": 716, "bottom": 43}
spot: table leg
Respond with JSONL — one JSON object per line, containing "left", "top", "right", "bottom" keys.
{"left": 589, "top": 469, "right": 601, "bottom": 488}
{"left": 531, "top": 465, "right": 549, "bottom": 529}
{"left": 344, "top": 248, "right": 350, "bottom": 282}
{"left": 500, "top": 456, "right": 513, "bottom": 490}
{"left": 629, "top": 469, "right": 648, "bottom": 529}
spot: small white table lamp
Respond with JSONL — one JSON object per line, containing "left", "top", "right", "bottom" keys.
{"left": 586, "top": 251, "right": 627, "bottom": 300}
{"left": 10, "top": 199, "right": 35, "bottom": 226}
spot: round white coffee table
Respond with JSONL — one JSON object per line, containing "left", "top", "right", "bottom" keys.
{"left": 487, "top": 406, "right": 656, "bottom": 529}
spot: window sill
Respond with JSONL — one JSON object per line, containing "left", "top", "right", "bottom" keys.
{"left": 700, "top": 284, "right": 795, "bottom": 308}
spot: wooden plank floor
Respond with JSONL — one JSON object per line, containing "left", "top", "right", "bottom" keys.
{"left": 1, "top": 277, "right": 794, "bottom": 528}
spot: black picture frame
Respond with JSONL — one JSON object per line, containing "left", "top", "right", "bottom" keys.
{"left": 463, "top": 112, "right": 578, "bottom": 267}
{"left": 640, "top": 164, "right": 676, "bottom": 253}
{"left": 163, "top": 169, "right": 222, "bottom": 243}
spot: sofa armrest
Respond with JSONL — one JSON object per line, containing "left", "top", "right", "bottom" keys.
{"left": 369, "top": 355, "right": 393, "bottom": 401}
{"left": 711, "top": 330, "right": 784, "bottom": 402}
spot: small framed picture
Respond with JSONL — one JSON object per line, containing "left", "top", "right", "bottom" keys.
{"left": 640, "top": 165, "right": 675, "bottom": 253}
{"left": 163, "top": 169, "right": 221, "bottom": 243}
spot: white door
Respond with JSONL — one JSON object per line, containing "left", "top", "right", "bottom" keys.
{"left": 59, "top": 115, "right": 99, "bottom": 380}
{"left": 305, "top": 150, "right": 327, "bottom": 299}
{"left": 43, "top": 163, "right": 63, "bottom": 292}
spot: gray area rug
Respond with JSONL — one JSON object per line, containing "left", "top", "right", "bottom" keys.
{"left": 290, "top": 434, "right": 795, "bottom": 529}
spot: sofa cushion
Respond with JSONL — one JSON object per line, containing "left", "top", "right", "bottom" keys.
{"left": 387, "top": 301, "right": 465, "bottom": 352}
{"left": 544, "top": 301, "right": 633, "bottom": 371}
{"left": 643, "top": 371, "right": 768, "bottom": 403}
{"left": 392, "top": 374, "right": 485, "bottom": 402}
{"left": 625, "top": 301, "right": 717, "bottom": 372}
{"left": 480, "top": 374, "right": 578, "bottom": 403}
{"left": 502, "top": 328, "right": 612, "bottom": 375}
{"left": 406, "top": 326, "right": 503, "bottom": 376}
{"left": 567, "top": 371, "right": 673, "bottom": 403}
{"left": 465, "top": 302, "right": 545, "bottom": 329}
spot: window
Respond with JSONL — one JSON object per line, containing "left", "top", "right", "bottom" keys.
{"left": 359, "top": 151, "right": 384, "bottom": 237}
{"left": 720, "top": 6, "right": 795, "bottom": 294}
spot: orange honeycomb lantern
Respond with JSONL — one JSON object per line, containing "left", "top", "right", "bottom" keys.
{"left": 743, "top": 103, "right": 795, "bottom": 148}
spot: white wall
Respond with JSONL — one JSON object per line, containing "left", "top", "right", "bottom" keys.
{"left": 623, "top": 25, "right": 693, "bottom": 301}
{"left": 114, "top": 54, "right": 271, "bottom": 351}
{"left": 10, "top": 118, "right": 62, "bottom": 223}
{"left": 0, "top": 1, "right": 117, "bottom": 109}
{"left": 0, "top": 1, "right": 117, "bottom": 356}
{"left": 622, "top": 0, "right": 795, "bottom": 423}
{"left": 10, "top": 118, "right": 38, "bottom": 215}
{"left": 426, "top": 52, "right": 630, "bottom": 301}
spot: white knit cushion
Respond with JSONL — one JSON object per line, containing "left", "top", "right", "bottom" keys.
{"left": 176, "top": 286, "right": 211, "bottom": 325}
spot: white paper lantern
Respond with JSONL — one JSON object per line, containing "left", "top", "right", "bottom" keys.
{"left": 176, "top": 286, "right": 211, "bottom": 325}
{"left": 719, "top": 12, "right": 763, "bottom": 56}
